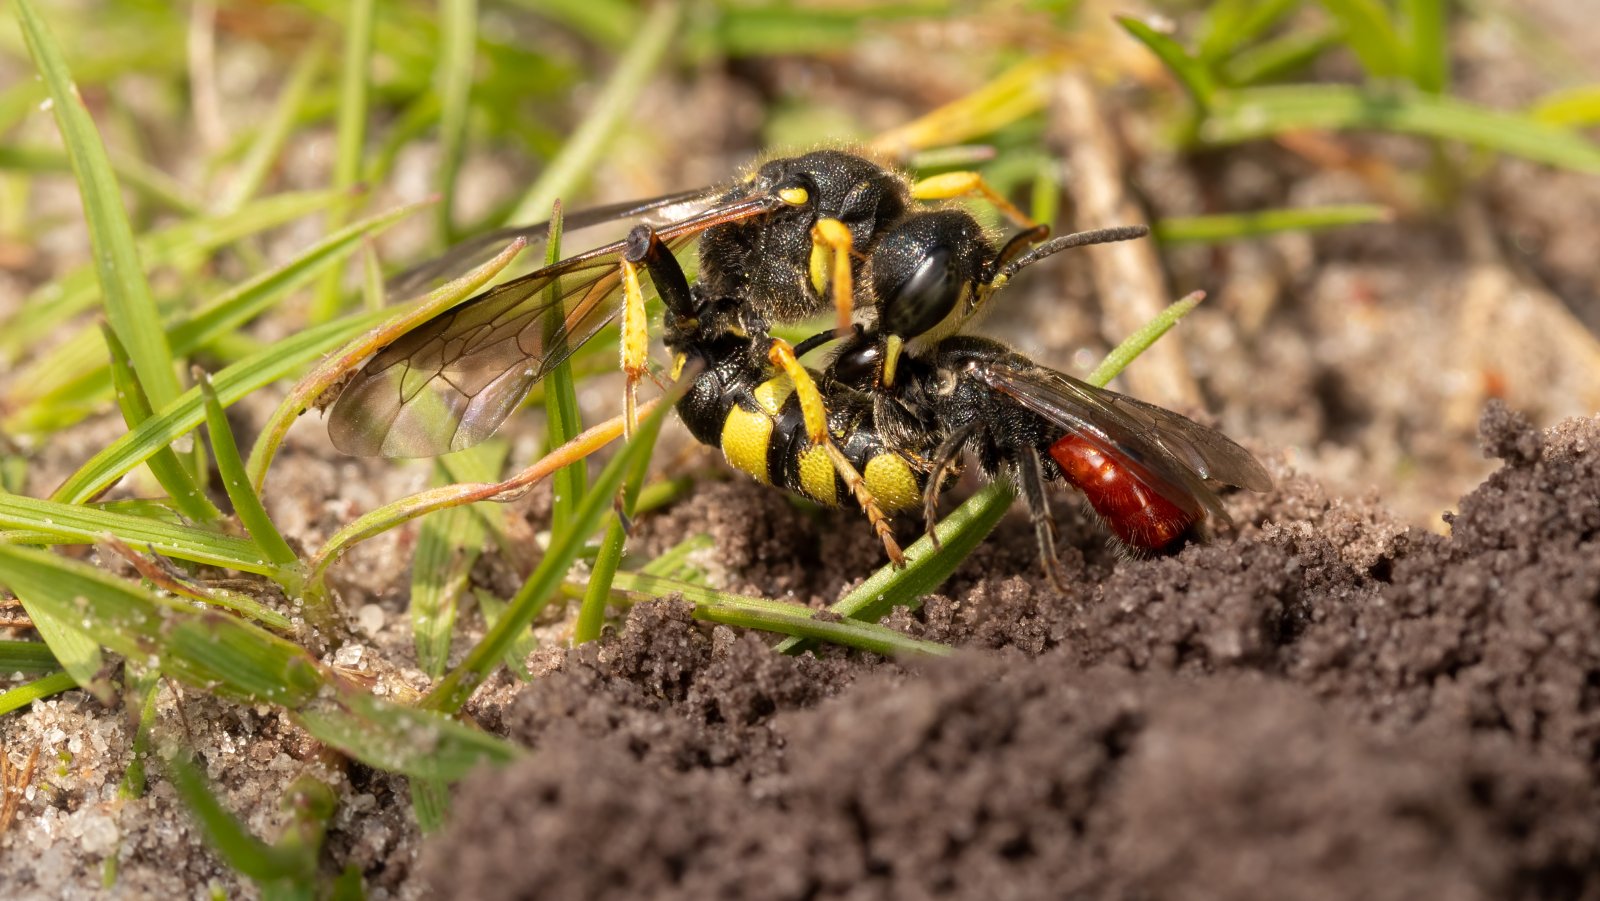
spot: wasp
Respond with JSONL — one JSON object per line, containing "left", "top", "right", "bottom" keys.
{"left": 326, "top": 150, "right": 1040, "bottom": 561}
{"left": 625, "top": 181, "right": 1267, "bottom": 579}
{"left": 812, "top": 209, "right": 1273, "bottom": 579}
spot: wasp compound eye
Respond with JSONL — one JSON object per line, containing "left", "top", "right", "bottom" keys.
{"left": 867, "top": 210, "right": 989, "bottom": 342}
{"left": 879, "top": 247, "right": 960, "bottom": 340}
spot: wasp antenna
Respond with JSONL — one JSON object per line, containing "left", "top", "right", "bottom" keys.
{"left": 997, "top": 224, "right": 1149, "bottom": 281}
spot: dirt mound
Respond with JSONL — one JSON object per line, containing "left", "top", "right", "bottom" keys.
{"left": 421, "top": 405, "right": 1600, "bottom": 899}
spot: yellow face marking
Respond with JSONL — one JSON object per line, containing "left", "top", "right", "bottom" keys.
{"left": 753, "top": 374, "right": 795, "bottom": 417}
{"left": 778, "top": 186, "right": 809, "bottom": 206}
{"left": 798, "top": 445, "right": 838, "bottom": 506}
{"left": 864, "top": 454, "right": 922, "bottom": 512}
{"left": 721, "top": 406, "right": 773, "bottom": 485}
{"left": 809, "top": 240, "right": 829, "bottom": 296}
{"left": 881, "top": 334, "right": 904, "bottom": 387}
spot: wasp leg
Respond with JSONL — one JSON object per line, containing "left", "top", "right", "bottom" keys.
{"left": 620, "top": 225, "right": 696, "bottom": 438}
{"left": 768, "top": 335, "right": 903, "bottom": 566}
{"left": 824, "top": 441, "right": 906, "bottom": 568}
{"left": 792, "top": 324, "right": 859, "bottom": 359}
{"left": 1017, "top": 445, "right": 1069, "bottom": 593}
{"left": 912, "top": 171, "right": 1037, "bottom": 230}
{"left": 766, "top": 338, "right": 829, "bottom": 446}
{"left": 921, "top": 421, "right": 976, "bottom": 551}
{"left": 809, "top": 217, "right": 858, "bottom": 331}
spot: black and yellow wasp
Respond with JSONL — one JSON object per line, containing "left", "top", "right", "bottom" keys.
{"left": 814, "top": 207, "right": 1272, "bottom": 578}
{"left": 327, "top": 149, "right": 1039, "bottom": 561}
{"left": 326, "top": 149, "right": 1269, "bottom": 574}
{"left": 642, "top": 195, "right": 1271, "bottom": 581}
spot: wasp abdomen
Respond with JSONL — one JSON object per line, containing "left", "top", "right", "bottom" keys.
{"left": 1048, "top": 435, "right": 1201, "bottom": 551}
{"left": 689, "top": 368, "right": 924, "bottom": 512}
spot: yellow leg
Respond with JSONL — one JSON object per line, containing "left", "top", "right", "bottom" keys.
{"left": 912, "top": 171, "right": 1037, "bottom": 229}
{"left": 809, "top": 217, "right": 857, "bottom": 332}
{"left": 620, "top": 257, "right": 649, "bottom": 439}
{"left": 768, "top": 336, "right": 904, "bottom": 567}
{"left": 766, "top": 339, "right": 829, "bottom": 446}
{"left": 824, "top": 442, "right": 906, "bottom": 567}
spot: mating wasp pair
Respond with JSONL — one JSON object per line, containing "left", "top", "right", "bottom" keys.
{"left": 325, "top": 149, "right": 1270, "bottom": 579}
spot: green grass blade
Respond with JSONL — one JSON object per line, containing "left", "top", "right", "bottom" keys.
{"left": 361, "top": 241, "right": 385, "bottom": 312}
{"left": 502, "top": 0, "right": 635, "bottom": 47}
{"left": 637, "top": 532, "right": 712, "bottom": 580}
{"left": 170, "top": 201, "right": 425, "bottom": 358}
{"left": 1222, "top": 25, "right": 1341, "bottom": 87}
{"left": 0, "top": 494, "right": 280, "bottom": 575}
{"left": 0, "top": 542, "right": 517, "bottom": 777}
{"left": 102, "top": 325, "right": 223, "bottom": 525}
{"left": 1, "top": 188, "right": 344, "bottom": 364}
{"left": 1153, "top": 205, "right": 1392, "bottom": 243}
{"left": 1314, "top": 0, "right": 1407, "bottom": 80}
{"left": 411, "top": 446, "right": 503, "bottom": 678}
{"left": 574, "top": 516, "right": 628, "bottom": 645}
{"left": 410, "top": 778, "right": 450, "bottom": 834}
{"left": 1202, "top": 85, "right": 1600, "bottom": 173}
{"left": 311, "top": 0, "right": 375, "bottom": 323}
{"left": 477, "top": 592, "right": 537, "bottom": 678}
{"left": 53, "top": 308, "right": 390, "bottom": 506}
{"left": 0, "top": 144, "right": 201, "bottom": 216}
{"left": 776, "top": 292, "right": 1206, "bottom": 655}
{"left": 611, "top": 572, "right": 951, "bottom": 658}
{"left": 0, "top": 640, "right": 59, "bottom": 673}
{"left": 1118, "top": 15, "right": 1216, "bottom": 110}
{"left": 509, "top": 0, "right": 683, "bottom": 224}
{"left": 1400, "top": 0, "right": 1448, "bottom": 93}
{"left": 200, "top": 374, "right": 300, "bottom": 568}
{"left": 119, "top": 673, "right": 161, "bottom": 798}
{"left": 16, "top": 601, "right": 102, "bottom": 697}
{"left": 1529, "top": 85, "right": 1600, "bottom": 128}
{"left": 1196, "top": 0, "right": 1302, "bottom": 63}
{"left": 1085, "top": 292, "right": 1205, "bottom": 387}
{"left": 0, "top": 671, "right": 77, "bottom": 717}
{"left": 771, "top": 481, "right": 1014, "bottom": 656}
{"left": 0, "top": 542, "right": 319, "bottom": 703}
{"left": 218, "top": 40, "right": 327, "bottom": 213}
{"left": 15, "top": 0, "right": 184, "bottom": 411}
{"left": 540, "top": 204, "right": 587, "bottom": 537}
{"left": 295, "top": 689, "right": 519, "bottom": 779}
{"left": 435, "top": 0, "right": 478, "bottom": 242}
{"left": 166, "top": 754, "right": 315, "bottom": 886}
{"left": 426, "top": 386, "right": 679, "bottom": 712}
{"left": 573, "top": 409, "right": 659, "bottom": 645}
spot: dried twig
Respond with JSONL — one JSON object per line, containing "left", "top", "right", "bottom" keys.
{"left": 0, "top": 745, "right": 40, "bottom": 836}
{"left": 1053, "top": 69, "right": 1200, "bottom": 409}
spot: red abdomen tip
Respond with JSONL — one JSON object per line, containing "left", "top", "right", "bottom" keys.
{"left": 1048, "top": 435, "right": 1199, "bottom": 551}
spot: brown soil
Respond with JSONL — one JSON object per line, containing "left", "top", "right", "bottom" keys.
{"left": 416, "top": 405, "right": 1600, "bottom": 900}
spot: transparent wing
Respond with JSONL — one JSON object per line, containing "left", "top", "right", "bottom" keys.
{"left": 973, "top": 363, "right": 1271, "bottom": 522}
{"left": 386, "top": 186, "right": 724, "bottom": 296}
{"left": 328, "top": 192, "right": 782, "bottom": 457}
{"left": 329, "top": 245, "right": 634, "bottom": 457}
